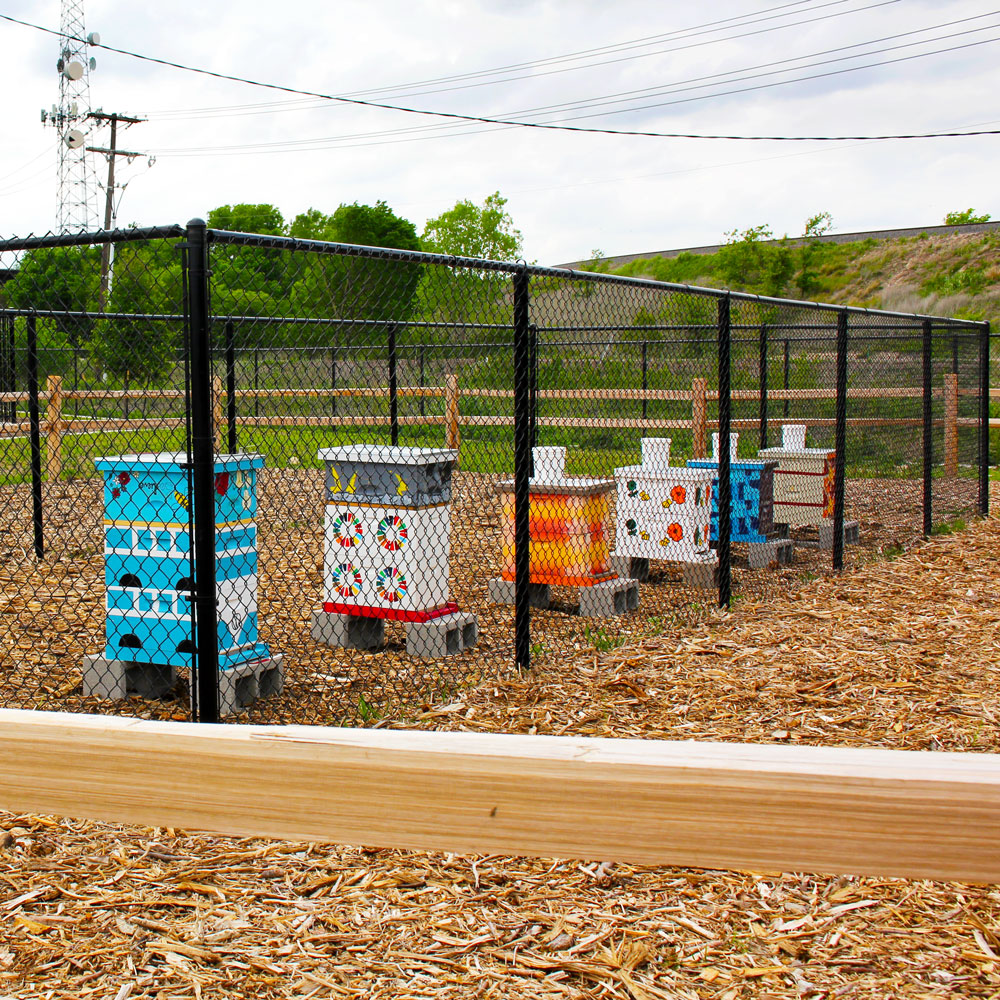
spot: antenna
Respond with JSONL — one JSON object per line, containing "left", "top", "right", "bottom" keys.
{"left": 40, "top": 0, "right": 100, "bottom": 233}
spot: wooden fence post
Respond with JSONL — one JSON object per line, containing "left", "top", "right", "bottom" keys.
{"left": 45, "top": 375, "right": 62, "bottom": 482}
{"left": 691, "top": 377, "right": 707, "bottom": 458}
{"left": 445, "top": 374, "right": 460, "bottom": 455}
{"left": 213, "top": 374, "right": 225, "bottom": 453}
{"left": 944, "top": 372, "right": 958, "bottom": 478}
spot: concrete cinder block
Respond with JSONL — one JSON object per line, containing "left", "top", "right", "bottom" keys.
{"left": 747, "top": 538, "right": 795, "bottom": 570}
{"left": 217, "top": 654, "right": 285, "bottom": 717}
{"left": 682, "top": 561, "right": 719, "bottom": 590}
{"left": 487, "top": 578, "right": 552, "bottom": 608}
{"left": 311, "top": 610, "right": 385, "bottom": 650}
{"left": 817, "top": 519, "right": 860, "bottom": 550}
{"left": 609, "top": 554, "right": 650, "bottom": 582}
{"left": 577, "top": 577, "right": 639, "bottom": 617}
{"left": 406, "top": 612, "right": 479, "bottom": 658}
{"left": 82, "top": 655, "right": 176, "bottom": 700}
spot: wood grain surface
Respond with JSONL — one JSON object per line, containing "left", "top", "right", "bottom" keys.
{"left": 1, "top": 709, "right": 998, "bottom": 881}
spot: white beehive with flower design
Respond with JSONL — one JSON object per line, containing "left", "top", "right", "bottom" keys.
{"left": 612, "top": 438, "right": 717, "bottom": 566}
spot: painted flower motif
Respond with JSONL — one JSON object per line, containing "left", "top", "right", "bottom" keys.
{"left": 666, "top": 522, "right": 683, "bottom": 542}
{"left": 670, "top": 485, "right": 687, "bottom": 504}
{"left": 215, "top": 472, "right": 230, "bottom": 495}
{"left": 111, "top": 488, "right": 121, "bottom": 499}
{"left": 627, "top": 479, "right": 639, "bottom": 497}
{"left": 625, "top": 518, "right": 638, "bottom": 536}
{"left": 117, "top": 472, "right": 130, "bottom": 486}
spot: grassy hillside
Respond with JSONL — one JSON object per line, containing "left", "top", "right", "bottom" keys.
{"left": 607, "top": 229, "right": 1000, "bottom": 330}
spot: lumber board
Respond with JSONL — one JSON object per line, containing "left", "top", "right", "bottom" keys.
{"left": 0, "top": 710, "right": 998, "bottom": 881}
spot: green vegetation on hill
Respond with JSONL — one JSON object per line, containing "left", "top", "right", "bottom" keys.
{"left": 608, "top": 213, "right": 1000, "bottom": 331}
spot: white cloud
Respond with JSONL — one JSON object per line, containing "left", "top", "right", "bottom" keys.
{"left": 1, "top": 0, "right": 997, "bottom": 262}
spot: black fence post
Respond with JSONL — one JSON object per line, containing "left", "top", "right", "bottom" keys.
{"left": 224, "top": 319, "right": 237, "bottom": 453}
{"left": 513, "top": 268, "right": 532, "bottom": 670}
{"left": 922, "top": 319, "right": 933, "bottom": 537}
{"left": 980, "top": 321, "right": 991, "bottom": 516}
{"left": 717, "top": 294, "right": 732, "bottom": 609}
{"left": 387, "top": 322, "right": 399, "bottom": 446}
{"left": 641, "top": 340, "right": 649, "bottom": 420}
{"left": 26, "top": 315, "right": 43, "bottom": 560}
{"left": 833, "top": 310, "right": 848, "bottom": 571}
{"left": 758, "top": 322, "right": 768, "bottom": 449}
{"left": 184, "top": 218, "right": 220, "bottom": 725}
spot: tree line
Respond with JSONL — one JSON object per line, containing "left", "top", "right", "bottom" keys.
{"left": 0, "top": 193, "right": 525, "bottom": 381}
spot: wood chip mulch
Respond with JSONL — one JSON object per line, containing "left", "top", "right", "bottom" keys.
{"left": 2, "top": 500, "right": 999, "bottom": 998}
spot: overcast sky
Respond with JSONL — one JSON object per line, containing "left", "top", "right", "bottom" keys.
{"left": 0, "top": 0, "right": 997, "bottom": 264}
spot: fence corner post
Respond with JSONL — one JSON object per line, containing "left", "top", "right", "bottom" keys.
{"left": 691, "top": 377, "right": 707, "bottom": 458}
{"left": 445, "top": 373, "right": 460, "bottom": 455}
{"left": 45, "top": 374, "right": 63, "bottom": 483}
{"left": 184, "top": 217, "right": 220, "bottom": 725}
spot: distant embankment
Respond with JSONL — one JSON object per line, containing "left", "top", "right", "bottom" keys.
{"left": 554, "top": 221, "right": 1000, "bottom": 271}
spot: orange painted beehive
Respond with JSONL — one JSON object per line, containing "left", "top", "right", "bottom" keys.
{"left": 496, "top": 448, "right": 616, "bottom": 587}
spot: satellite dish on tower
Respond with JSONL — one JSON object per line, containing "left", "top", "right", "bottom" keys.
{"left": 65, "top": 130, "right": 85, "bottom": 149}
{"left": 63, "top": 60, "right": 85, "bottom": 81}
{"left": 87, "top": 32, "right": 100, "bottom": 46}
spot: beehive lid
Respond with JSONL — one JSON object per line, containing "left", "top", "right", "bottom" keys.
{"left": 688, "top": 459, "right": 777, "bottom": 471}
{"left": 758, "top": 447, "right": 834, "bottom": 458}
{"left": 614, "top": 464, "right": 716, "bottom": 481}
{"left": 95, "top": 452, "right": 264, "bottom": 472}
{"left": 317, "top": 446, "right": 458, "bottom": 466}
{"left": 495, "top": 476, "right": 614, "bottom": 495}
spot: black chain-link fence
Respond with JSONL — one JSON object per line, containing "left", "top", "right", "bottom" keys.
{"left": 0, "top": 221, "right": 989, "bottom": 724}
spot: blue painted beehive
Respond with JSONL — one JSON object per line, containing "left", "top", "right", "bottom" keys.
{"left": 96, "top": 452, "right": 270, "bottom": 670}
{"left": 686, "top": 458, "right": 777, "bottom": 544}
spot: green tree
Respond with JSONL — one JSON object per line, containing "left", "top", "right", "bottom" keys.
{"left": 290, "top": 201, "right": 422, "bottom": 338}
{"left": 795, "top": 211, "right": 833, "bottom": 298}
{"left": 716, "top": 224, "right": 793, "bottom": 296}
{"left": 207, "top": 203, "right": 291, "bottom": 312}
{"left": 421, "top": 191, "right": 523, "bottom": 261}
{"left": 93, "top": 237, "right": 185, "bottom": 383}
{"left": 944, "top": 208, "right": 991, "bottom": 225}
{"left": 3, "top": 246, "right": 101, "bottom": 350}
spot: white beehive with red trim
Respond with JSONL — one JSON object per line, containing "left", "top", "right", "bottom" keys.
{"left": 317, "top": 446, "right": 459, "bottom": 621}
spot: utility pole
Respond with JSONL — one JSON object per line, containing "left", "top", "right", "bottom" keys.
{"left": 86, "top": 111, "right": 146, "bottom": 311}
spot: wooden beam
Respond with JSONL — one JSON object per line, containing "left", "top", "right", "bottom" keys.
{"left": 0, "top": 710, "right": 998, "bottom": 882}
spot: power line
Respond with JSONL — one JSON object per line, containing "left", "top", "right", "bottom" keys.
{"left": 144, "top": 0, "right": 894, "bottom": 118}
{"left": 3, "top": 11, "right": 999, "bottom": 144}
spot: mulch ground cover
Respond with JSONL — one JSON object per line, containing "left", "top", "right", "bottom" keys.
{"left": 0, "top": 481, "right": 997, "bottom": 998}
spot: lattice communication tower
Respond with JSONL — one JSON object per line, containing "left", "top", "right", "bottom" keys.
{"left": 40, "top": 0, "right": 101, "bottom": 233}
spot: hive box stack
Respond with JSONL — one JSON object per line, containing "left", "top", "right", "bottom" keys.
{"left": 610, "top": 438, "right": 718, "bottom": 588}
{"left": 687, "top": 433, "right": 790, "bottom": 569}
{"left": 490, "top": 446, "right": 638, "bottom": 616}
{"left": 311, "top": 445, "right": 477, "bottom": 658}
{"left": 83, "top": 452, "right": 282, "bottom": 715}
{"left": 757, "top": 424, "right": 836, "bottom": 528}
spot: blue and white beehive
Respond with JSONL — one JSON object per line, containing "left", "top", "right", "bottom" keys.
{"left": 96, "top": 452, "right": 270, "bottom": 670}
{"left": 687, "top": 433, "right": 777, "bottom": 544}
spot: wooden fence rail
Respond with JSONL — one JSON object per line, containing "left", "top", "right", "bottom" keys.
{"left": 1, "top": 375, "right": 990, "bottom": 477}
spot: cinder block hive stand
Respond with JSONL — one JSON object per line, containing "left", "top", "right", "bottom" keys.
{"left": 82, "top": 451, "right": 283, "bottom": 716}
{"left": 489, "top": 446, "right": 638, "bottom": 616}
{"left": 310, "top": 446, "right": 477, "bottom": 657}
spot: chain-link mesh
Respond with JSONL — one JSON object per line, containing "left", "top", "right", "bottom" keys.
{"left": 0, "top": 224, "right": 989, "bottom": 726}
